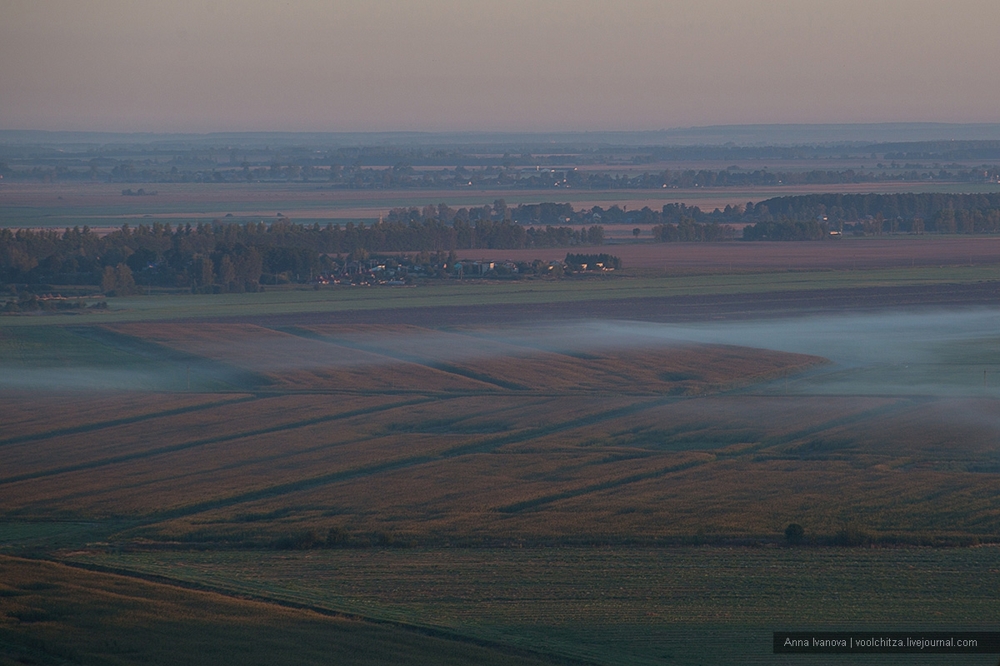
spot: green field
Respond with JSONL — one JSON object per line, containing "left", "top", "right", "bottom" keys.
{"left": 65, "top": 546, "right": 1000, "bottom": 666}
{"left": 4, "top": 264, "right": 1000, "bottom": 327}
{"left": 0, "top": 555, "right": 556, "bottom": 666}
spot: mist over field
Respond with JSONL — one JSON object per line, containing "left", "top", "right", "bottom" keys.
{"left": 519, "top": 309, "right": 1000, "bottom": 396}
{"left": 4, "top": 308, "right": 1000, "bottom": 396}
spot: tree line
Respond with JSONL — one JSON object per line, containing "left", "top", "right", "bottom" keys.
{"left": 0, "top": 216, "right": 604, "bottom": 292}
{"left": 7, "top": 191, "right": 1000, "bottom": 294}
{"left": 579, "top": 193, "right": 1000, "bottom": 240}
{"left": 741, "top": 192, "right": 1000, "bottom": 238}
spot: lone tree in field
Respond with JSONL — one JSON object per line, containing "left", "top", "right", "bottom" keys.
{"left": 784, "top": 523, "right": 805, "bottom": 544}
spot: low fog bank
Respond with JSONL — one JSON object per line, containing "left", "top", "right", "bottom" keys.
{"left": 4, "top": 307, "right": 1000, "bottom": 395}
{"left": 0, "top": 365, "right": 248, "bottom": 393}
{"left": 0, "top": 368, "right": 154, "bottom": 392}
{"left": 532, "top": 308, "right": 1000, "bottom": 396}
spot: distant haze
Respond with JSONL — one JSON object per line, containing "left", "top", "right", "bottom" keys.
{"left": 1, "top": 0, "right": 999, "bottom": 133}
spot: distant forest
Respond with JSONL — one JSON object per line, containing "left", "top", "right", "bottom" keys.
{"left": 0, "top": 206, "right": 603, "bottom": 293}
{"left": 740, "top": 192, "right": 1000, "bottom": 239}
{"left": 593, "top": 192, "right": 1000, "bottom": 241}
{"left": 5, "top": 192, "right": 1000, "bottom": 294}
{"left": 390, "top": 192, "right": 1000, "bottom": 240}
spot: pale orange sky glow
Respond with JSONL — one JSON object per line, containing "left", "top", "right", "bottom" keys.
{"left": 1, "top": 0, "right": 998, "bottom": 132}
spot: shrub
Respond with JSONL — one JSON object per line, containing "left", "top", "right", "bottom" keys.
{"left": 784, "top": 523, "right": 805, "bottom": 544}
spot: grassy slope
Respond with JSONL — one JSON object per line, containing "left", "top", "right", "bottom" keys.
{"left": 0, "top": 555, "right": 558, "bottom": 666}
{"left": 65, "top": 546, "right": 1000, "bottom": 666}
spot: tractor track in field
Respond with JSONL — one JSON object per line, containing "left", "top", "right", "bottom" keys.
{"left": 0, "top": 396, "right": 439, "bottom": 486}
{"left": 136, "top": 396, "right": 680, "bottom": 525}
{"left": 493, "top": 397, "right": 926, "bottom": 514}
{"left": 0, "top": 394, "right": 259, "bottom": 448}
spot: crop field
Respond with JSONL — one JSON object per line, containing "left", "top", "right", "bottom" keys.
{"left": 4, "top": 267, "right": 1000, "bottom": 663}
{"left": 1, "top": 327, "right": 999, "bottom": 549}
{"left": 0, "top": 323, "right": 832, "bottom": 534}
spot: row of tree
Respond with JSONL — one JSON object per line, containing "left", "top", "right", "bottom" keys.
{"left": 406, "top": 194, "right": 1000, "bottom": 230}
{"left": 7, "top": 191, "right": 1000, "bottom": 292}
{"left": 738, "top": 193, "right": 1000, "bottom": 239}
{"left": 0, "top": 218, "right": 604, "bottom": 291}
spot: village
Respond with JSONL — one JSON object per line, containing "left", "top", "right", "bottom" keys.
{"left": 311, "top": 252, "right": 619, "bottom": 286}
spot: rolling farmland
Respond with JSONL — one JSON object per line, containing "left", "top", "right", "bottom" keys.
{"left": 4, "top": 280, "right": 1000, "bottom": 664}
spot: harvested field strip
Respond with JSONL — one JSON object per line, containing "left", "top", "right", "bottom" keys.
{"left": 437, "top": 397, "right": 673, "bottom": 457}
{"left": 0, "top": 396, "right": 435, "bottom": 487}
{"left": 141, "top": 397, "right": 669, "bottom": 524}
{"left": 375, "top": 395, "right": 561, "bottom": 435}
{"left": 3, "top": 434, "right": 476, "bottom": 520}
{"left": 516, "top": 396, "right": 894, "bottom": 453}
{"left": 0, "top": 394, "right": 257, "bottom": 448}
{"left": 278, "top": 326, "right": 529, "bottom": 390}
{"left": 495, "top": 457, "right": 712, "bottom": 514}
{"left": 296, "top": 324, "right": 825, "bottom": 395}
{"left": 113, "top": 322, "right": 500, "bottom": 392}
{"left": 145, "top": 453, "right": 442, "bottom": 522}
{"left": 0, "top": 392, "right": 239, "bottom": 438}
{"left": 51, "top": 434, "right": 474, "bottom": 519}
{"left": 224, "top": 452, "right": 1000, "bottom": 543}
{"left": 754, "top": 397, "right": 924, "bottom": 451}
{"left": 0, "top": 393, "right": 394, "bottom": 477}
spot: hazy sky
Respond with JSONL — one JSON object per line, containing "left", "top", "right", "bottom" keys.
{"left": 2, "top": 0, "right": 999, "bottom": 133}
